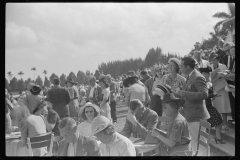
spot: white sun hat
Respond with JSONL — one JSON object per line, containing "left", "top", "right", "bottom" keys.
{"left": 91, "top": 116, "right": 112, "bottom": 136}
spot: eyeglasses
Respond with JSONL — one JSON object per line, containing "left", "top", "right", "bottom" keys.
{"left": 85, "top": 111, "right": 93, "bottom": 114}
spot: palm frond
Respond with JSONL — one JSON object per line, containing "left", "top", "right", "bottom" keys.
{"left": 212, "top": 12, "right": 231, "bottom": 19}
{"left": 213, "top": 20, "right": 225, "bottom": 33}
{"left": 227, "top": 3, "right": 235, "bottom": 17}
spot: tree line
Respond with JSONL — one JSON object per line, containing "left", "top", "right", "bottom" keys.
{"left": 6, "top": 46, "right": 181, "bottom": 92}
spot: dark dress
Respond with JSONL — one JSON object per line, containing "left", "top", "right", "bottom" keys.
{"left": 206, "top": 86, "right": 223, "bottom": 127}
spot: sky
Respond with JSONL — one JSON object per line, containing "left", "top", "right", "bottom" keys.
{"left": 5, "top": 3, "right": 229, "bottom": 81}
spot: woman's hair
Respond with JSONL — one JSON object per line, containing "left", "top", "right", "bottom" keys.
{"left": 122, "top": 77, "right": 138, "bottom": 87}
{"left": 32, "top": 100, "right": 48, "bottom": 114}
{"left": 81, "top": 106, "right": 99, "bottom": 120}
{"left": 99, "top": 78, "right": 109, "bottom": 88}
{"left": 169, "top": 60, "right": 180, "bottom": 73}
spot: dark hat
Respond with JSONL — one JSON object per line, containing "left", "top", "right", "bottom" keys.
{"left": 65, "top": 77, "right": 75, "bottom": 84}
{"left": 30, "top": 85, "right": 41, "bottom": 95}
{"left": 162, "top": 93, "right": 185, "bottom": 107}
{"left": 199, "top": 66, "right": 212, "bottom": 74}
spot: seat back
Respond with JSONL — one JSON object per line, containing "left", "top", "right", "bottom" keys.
{"left": 26, "top": 132, "right": 54, "bottom": 156}
{"left": 195, "top": 120, "right": 211, "bottom": 156}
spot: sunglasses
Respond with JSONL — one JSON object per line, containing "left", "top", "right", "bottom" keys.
{"left": 85, "top": 110, "right": 93, "bottom": 114}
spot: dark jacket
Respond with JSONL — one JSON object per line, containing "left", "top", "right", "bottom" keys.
{"left": 221, "top": 54, "right": 234, "bottom": 71}
{"left": 86, "top": 84, "right": 102, "bottom": 105}
{"left": 47, "top": 86, "right": 71, "bottom": 117}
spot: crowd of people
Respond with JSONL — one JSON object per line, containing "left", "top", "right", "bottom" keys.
{"left": 5, "top": 41, "right": 235, "bottom": 156}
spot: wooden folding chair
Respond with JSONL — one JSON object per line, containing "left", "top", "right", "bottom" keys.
{"left": 170, "top": 119, "right": 211, "bottom": 156}
{"left": 195, "top": 119, "right": 211, "bottom": 156}
{"left": 26, "top": 132, "right": 54, "bottom": 156}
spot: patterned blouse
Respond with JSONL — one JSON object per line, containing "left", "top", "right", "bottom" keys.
{"left": 161, "top": 74, "right": 187, "bottom": 93}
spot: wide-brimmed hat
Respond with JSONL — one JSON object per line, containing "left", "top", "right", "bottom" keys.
{"left": 65, "top": 77, "right": 75, "bottom": 84}
{"left": 79, "top": 102, "right": 100, "bottom": 115}
{"left": 91, "top": 116, "right": 112, "bottom": 135}
{"left": 168, "top": 58, "right": 181, "bottom": 68}
{"left": 30, "top": 85, "right": 41, "bottom": 95}
{"left": 162, "top": 93, "right": 185, "bottom": 106}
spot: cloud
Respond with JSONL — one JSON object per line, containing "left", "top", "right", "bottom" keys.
{"left": 6, "top": 21, "right": 38, "bottom": 48}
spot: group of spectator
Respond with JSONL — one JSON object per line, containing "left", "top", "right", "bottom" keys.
{"left": 5, "top": 40, "right": 235, "bottom": 156}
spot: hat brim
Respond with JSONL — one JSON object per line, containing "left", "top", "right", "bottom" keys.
{"left": 91, "top": 121, "right": 112, "bottom": 136}
{"left": 79, "top": 103, "right": 100, "bottom": 115}
{"left": 162, "top": 99, "right": 185, "bottom": 106}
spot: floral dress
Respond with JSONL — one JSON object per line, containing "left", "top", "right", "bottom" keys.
{"left": 161, "top": 74, "right": 187, "bottom": 93}
{"left": 157, "top": 113, "right": 191, "bottom": 156}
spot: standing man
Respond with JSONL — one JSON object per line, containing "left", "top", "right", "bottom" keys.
{"left": 140, "top": 70, "right": 151, "bottom": 84}
{"left": 106, "top": 74, "right": 118, "bottom": 124}
{"left": 177, "top": 57, "right": 210, "bottom": 153}
{"left": 193, "top": 50, "right": 211, "bottom": 69}
{"left": 65, "top": 77, "right": 79, "bottom": 119}
{"left": 86, "top": 75, "right": 102, "bottom": 105}
{"left": 47, "top": 77, "right": 71, "bottom": 120}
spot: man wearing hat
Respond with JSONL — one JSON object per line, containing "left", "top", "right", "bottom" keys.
{"left": 66, "top": 77, "right": 80, "bottom": 119}
{"left": 86, "top": 75, "right": 102, "bottom": 105}
{"left": 91, "top": 116, "right": 136, "bottom": 156}
{"left": 46, "top": 77, "right": 71, "bottom": 120}
{"left": 177, "top": 56, "right": 210, "bottom": 154}
{"left": 24, "top": 84, "right": 44, "bottom": 114}
{"left": 57, "top": 117, "right": 100, "bottom": 156}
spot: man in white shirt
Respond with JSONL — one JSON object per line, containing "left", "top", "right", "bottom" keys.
{"left": 91, "top": 116, "right": 136, "bottom": 156}
{"left": 193, "top": 50, "right": 211, "bottom": 69}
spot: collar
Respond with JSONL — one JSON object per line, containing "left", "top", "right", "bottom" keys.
{"left": 106, "top": 132, "right": 120, "bottom": 147}
{"left": 188, "top": 69, "right": 194, "bottom": 77}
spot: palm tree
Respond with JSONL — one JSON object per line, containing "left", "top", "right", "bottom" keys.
{"left": 31, "top": 67, "right": 36, "bottom": 81}
{"left": 43, "top": 70, "right": 47, "bottom": 78}
{"left": 7, "top": 71, "right": 13, "bottom": 82}
{"left": 18, "top": 71, "right": 24, "bottom": 80}
{"left": 212, "top": 3, "right": 235, "bottom": 36}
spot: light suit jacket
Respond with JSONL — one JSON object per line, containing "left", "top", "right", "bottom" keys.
{"left": 178, "top": 69, "right": 210, "bottom": 122}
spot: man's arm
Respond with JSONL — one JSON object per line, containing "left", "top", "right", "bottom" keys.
{"left": 120, "top": 119, "right": 133, "bottom": 138}
{"left": 135, "top": 112, "right": 158, "bottom": 139}
{"left": 178, "top": 76, "right": 208, "bottom": 101}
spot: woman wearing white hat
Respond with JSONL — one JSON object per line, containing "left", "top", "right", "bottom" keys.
{"left": 77, "top": 102, "right": 100, "bottom": 137}
{"left": 91, "top": 116, "right": 136, "bottom": 156}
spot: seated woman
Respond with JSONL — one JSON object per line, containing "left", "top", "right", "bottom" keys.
{"left": 6, "top": 102, "right": 47, "bottom": 156}
{"left": 77, "top": 102, "right": 100, "bottom": 137}
{"left": 151, "top": 93, "right": 191, "bottom": 156}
